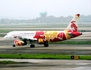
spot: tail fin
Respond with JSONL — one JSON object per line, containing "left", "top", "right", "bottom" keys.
{"left": 65, "top": 14, "right": 80, "bottom": 32}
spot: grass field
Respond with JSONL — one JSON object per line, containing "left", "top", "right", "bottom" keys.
{"left": 0, "top": 23, "right": 91, "bottom": 33}
{"left": 0, "top": 23, "right": 91, "bottom": 28}
{"left": 50, "top": 40, "right": 91, "bottom": 44}
{"left": 0, "top": 54, "right": 91, "bottom": 60}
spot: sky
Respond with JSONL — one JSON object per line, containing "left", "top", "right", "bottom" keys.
{"left": 0, "top": 0, "right": 91, "bottom": 19}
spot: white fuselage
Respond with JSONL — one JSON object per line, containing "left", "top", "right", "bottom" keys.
{"left": 4, "top": 31, "right": 36, "bottom": 40}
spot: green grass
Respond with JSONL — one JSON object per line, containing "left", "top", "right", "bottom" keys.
{"left": 0, "top": 61, "right": 19, "bottom": 64}
{"left": 0, "top": 54, "right": 91, "bottom": 60}
{"left": 0, "top": 23, "right": 91, "bottom": 29}
{"left": 50, "top": 40, "right": 91, "bottom": 44}
{"left": 0, "top": 61, "right": 29, "bottom": 64}
{"left": 0, "top": 30, "right": 11, "bottom": 33}
{"left": 0, "top": 54, "right": 70, "bottom": 59}
{"left": 0, "top": 34, "right": 5, "bottom": 37}
{"left": 80, "top": 55, "right": 91, "bottom": 60}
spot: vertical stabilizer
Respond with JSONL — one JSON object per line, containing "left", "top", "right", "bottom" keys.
{"left": 65, "top": 14, "right": 80, "bottom": 32}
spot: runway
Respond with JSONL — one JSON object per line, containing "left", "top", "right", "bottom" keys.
{"left": 0, "top": 44, "right": 91, "bottom": 50}
{"left": 0, "top": 44, "right": 91, "bottom": 55}
{"left": 0, "top": 59, "right": 91, "bottom": 70}
{"left": 0, "top": 36, "right": 91, "bottom": 55}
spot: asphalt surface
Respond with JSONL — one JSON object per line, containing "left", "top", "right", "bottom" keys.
{"left": 0, "top": 59, "right": 91, "bottom": 70}
{"left": 0, "top": 36, "right": 91, "bottom": 55}
{"left": 0, "top": 45, "right": 91, "bottom": 55}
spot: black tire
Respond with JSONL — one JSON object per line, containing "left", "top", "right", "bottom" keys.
{"left": 13, "top": 44, "right": 16, "bottom": 47}
{"left": 30, "top": 44, "right": 35, "bottom": 48}
{"left": 44, "top": 41, "right": 49, "bottom": 47}
{"left": 44, "top": 43, "right": 49, "bottom": 47}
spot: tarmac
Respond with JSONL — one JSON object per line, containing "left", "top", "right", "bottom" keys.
{"left": 0, "top": 37, "right": 91, "bottom": 55}
{"left": 0, "top": 36, "right": 91, "bottom": 70}
{"left": 0, "top": 59, "right": 91, "bottom": 70}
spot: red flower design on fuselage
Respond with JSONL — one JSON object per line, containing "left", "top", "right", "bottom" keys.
{"left": 71, "top": 21, "right": 77, "bottom": 32}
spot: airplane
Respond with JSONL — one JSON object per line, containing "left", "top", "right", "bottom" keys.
{"left": 4, "top": 14, "right": 82, "bottom": 48}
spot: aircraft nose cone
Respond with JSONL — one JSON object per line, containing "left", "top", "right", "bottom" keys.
{"left": 4, "top": 36, "right": 7, "bottom": 40}
{"left": 80, "top": 32, "right": 82, "bottom": 35}
{"left": 4, "top": 36, "right": 6, "bottom": 39}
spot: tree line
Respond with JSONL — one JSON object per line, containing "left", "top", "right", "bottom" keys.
{"left": 0, "top": 15, "right": 91, "bottom": 24}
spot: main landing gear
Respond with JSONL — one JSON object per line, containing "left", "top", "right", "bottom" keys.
{"left": 44, "top": 41, "right": 49, "bottom": 47}
{"left": 12, "top": 41, "right": 49, "bottom": 48}
{"left": 30, "top": 44, "right": 35, "bottom": 48}
{"left": 30, "top": 41, "right": 49, "bottom": 48}
{"left": 30, "top": 43, "right": 49, "bottom": 48}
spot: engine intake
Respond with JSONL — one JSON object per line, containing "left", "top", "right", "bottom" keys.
{"left": 14, "top": 40, "right": 24, "bottom": 46}
{"left": 38, "top": 38, "right": 44, "bottom": 44}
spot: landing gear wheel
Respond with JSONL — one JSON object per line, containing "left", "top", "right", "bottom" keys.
{"left": 30, "top": 44, "right": 35, "bottom": 48}
{"left": 13, "top": 44, "right": 16, "bottom": 47}
{"left": 44, "top": 43, "right": 49, "bottom": 47}
{"left": 44, "top": 41, "right": 49, "bottom": 47}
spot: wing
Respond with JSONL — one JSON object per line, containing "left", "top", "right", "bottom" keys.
{"left": 18, "top": 36, "right": 37, "bottom": 41}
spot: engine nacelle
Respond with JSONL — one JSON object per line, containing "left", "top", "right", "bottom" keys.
{"left": 14, "top": 40, "right": 25, "bottom": 46}
{"left": 38, "top": 38, "right": 44, "bottom": 44}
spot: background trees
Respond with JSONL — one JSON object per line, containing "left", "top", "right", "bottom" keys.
{"left": 0, "top": 15, "right": 91, "bottom": 24}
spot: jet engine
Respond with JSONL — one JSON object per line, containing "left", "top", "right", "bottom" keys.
{"left": 37, "top": 38, "right": 44, "bottom": 44}
{"left": 14, "top": 40, "right": 25, "bottom": 46}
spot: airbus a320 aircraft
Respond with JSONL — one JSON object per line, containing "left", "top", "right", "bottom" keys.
{"left": 4, "top": 14, "right": 82, "bottom": 48}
